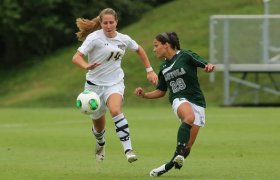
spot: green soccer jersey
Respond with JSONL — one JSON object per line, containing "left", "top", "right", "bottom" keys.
{"left": 156, "top": 50, "right": 208, "bottom": 108}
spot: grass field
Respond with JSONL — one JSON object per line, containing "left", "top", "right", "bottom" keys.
{"left": 0, "top": 107, "right": 279, "bottom": 180}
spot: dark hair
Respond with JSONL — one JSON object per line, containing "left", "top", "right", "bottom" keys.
{"left": 155, "top": 32, "right": 181, "bottom": 50}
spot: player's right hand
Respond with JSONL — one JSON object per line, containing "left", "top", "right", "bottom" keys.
{"left": 134, "top": 87, "right": 145, "bottom": 97}
{"left": 86, "top": 62, "right": 101, "bottom": 70}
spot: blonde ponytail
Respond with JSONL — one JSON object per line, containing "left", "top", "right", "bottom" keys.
{"left": 75, "top": 16, "right": 101, "bottom": 41}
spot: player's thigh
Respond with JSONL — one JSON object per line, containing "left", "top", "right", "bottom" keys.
{"left": 177, "top": 102, "right": 195, "bottom": 124}
{"left": 104, "top": 81, "right": 125, "bottom": 116}
{"left": 191, "top": 103, "right": 206, "bottom": 127}
{"left": 107, "top": 93, "right": 123, "bottom": 111}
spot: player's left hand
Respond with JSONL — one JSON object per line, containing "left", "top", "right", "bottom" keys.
{"left": 147, "top": 71, "right": 158, "bottom": 85}
{"left": 204, "top": 64, "right": 215, "bottom": 73}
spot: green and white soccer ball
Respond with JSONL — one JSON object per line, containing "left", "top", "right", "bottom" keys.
{"left": 76, "top": 90, "right": 101, "bottom": 115}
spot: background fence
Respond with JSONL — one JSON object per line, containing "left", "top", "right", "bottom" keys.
{"left": 209, "top": 13, "right": 280, "bottom": 106}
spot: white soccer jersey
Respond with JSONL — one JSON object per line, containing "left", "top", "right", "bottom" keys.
{"left": 78, "top": 29, "right": 139, "bottom": 86}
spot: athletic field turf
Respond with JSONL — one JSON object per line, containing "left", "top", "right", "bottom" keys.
{"left": 0, "top": 107, "right": 279, "bottom": 179}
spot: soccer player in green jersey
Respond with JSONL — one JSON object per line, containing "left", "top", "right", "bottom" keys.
{"left": 135, "top": 32, "right": 214, "bottom": 177}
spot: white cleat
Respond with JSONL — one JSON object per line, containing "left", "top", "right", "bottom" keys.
{"left": 95, "top": 143, "right": 105, "bottom": 161}
{"left": 173, "top": 155, "right": 184, "bottom": 169}
{"left": 125, "top": 150, "right": 138, "bottom": 163}
{"left": 149, "top": 164, "right": 167, "bottom": 177}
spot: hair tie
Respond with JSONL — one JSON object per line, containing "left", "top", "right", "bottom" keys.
{"left": 161, "top": 32, "right": 170, "bottom": 42}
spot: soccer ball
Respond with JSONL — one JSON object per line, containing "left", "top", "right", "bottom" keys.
{"left": 76, "top": 90, "right": 101, "bottom": 114}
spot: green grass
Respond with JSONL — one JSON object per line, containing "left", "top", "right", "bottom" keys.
{"left": 1, "top": 107, "right": 280, "bottom": 179}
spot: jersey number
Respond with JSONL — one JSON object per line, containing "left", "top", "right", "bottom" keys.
{"left": 170, "top": 78, "right": 186, "bottom": 93}
{"left": 107, "top": 52, "right": 121, "bottom": 61}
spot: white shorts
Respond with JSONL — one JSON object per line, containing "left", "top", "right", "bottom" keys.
{"left": 84, "top": 80, "right": 125, "bottom": 120}
{"left": 172, "top": 98, "right": 206, "bottom": 127}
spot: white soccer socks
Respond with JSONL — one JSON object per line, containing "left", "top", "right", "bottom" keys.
{"left": 112, "top": 113, "right": 133, "bottom": 152}
{"left": 92, "top": 127, "right": 105, "bottom": 146}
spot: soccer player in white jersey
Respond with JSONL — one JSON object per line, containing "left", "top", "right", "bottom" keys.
{"left": 72, "top": 8, "right": 158, "bottom": 163}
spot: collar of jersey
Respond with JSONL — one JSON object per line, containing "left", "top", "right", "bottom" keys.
{"left": 162, "top": 51, "right": 180, "bottom": 74}
{"left": 165, "top": 50, "right": 180, "bottom": 64}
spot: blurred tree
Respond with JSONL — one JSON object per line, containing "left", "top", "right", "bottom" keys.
{"left": 0, "top": 0, "right": 172, "bottom": 68}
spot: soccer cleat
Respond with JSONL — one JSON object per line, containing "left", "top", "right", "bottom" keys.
{"left": 95, "top": 143, "right": 105, "bottom": 161}
{"left": 125, "top": 150, "right": 138, "bottom": 163}
{"left": 173, "top": 155, "right": 184, "bottom": 169}
{"left": 149, "top": 164, "right": 167, "bottom": 177}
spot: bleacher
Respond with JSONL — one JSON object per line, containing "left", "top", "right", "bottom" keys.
{"left": 209, "top": 14, "right": 280, "bottom": 106}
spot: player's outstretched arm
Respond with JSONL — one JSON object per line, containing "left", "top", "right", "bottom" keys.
{"left": 134, "top": 87, "right": 165, "bottom": 99}
{"left": 204, "top": 63, "right": 215, "bottom": 73}
{"left": 136, "top": 46, "right": 158, "bottom": 85}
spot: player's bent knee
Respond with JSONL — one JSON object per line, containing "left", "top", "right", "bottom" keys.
{"left": 109, "top": 109, "right": 122, "bottom": 117}
{"left": 182, "top": 115, "right": 195, "bottom": 125}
